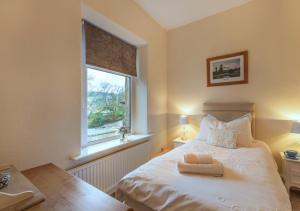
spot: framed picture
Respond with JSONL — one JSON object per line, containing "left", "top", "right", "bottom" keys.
{"left": 207, "top": 51, "right": 248, "bottom": 87}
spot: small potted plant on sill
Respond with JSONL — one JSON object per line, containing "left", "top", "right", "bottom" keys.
{"left": 119, "top": 126, "right": 129, "bottom": 142}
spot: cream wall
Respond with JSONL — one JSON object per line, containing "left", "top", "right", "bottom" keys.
{"left": 167, "top": 0, "right": 300, "bottom": 170}
{"left": 1, "top": 0, "right": 298, "bottom": 171}
{"left": 0, "top": 0, "right": 167, "bottom": 170}
{"left": 82, "top": 0, "right": 168, "bottom": 156}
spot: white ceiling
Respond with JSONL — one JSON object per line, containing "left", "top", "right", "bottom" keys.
{"left": 134, "top": 0, "right": 252, "bottom": 30}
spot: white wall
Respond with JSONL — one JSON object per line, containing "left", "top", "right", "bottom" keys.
{"left": 3, "top": 0, "right": 298, "bottom": 172}
{"left": 167, "top": 0, "right": 300, "bottom": 170}
{"left": 0, "top": 0, "right": 167, "bottom": 170}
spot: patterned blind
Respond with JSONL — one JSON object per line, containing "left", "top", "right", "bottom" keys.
{"left": 83, "top": 20, "right": 137, "bottom": 77}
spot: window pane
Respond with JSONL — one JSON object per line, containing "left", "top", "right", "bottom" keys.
{"left": 87, "top": 67, "right": 130, "bottom": 143}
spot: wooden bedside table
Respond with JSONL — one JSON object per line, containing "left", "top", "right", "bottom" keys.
{"left": 173, "top": 138, "right": 191, "bottom": 148}
{"left": 281, "top": 152, "right": 300, "bottom": 192}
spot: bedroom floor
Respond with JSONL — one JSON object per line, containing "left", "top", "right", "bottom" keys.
{"left": 291, "top": 190, "right": 300, "bottom": 210}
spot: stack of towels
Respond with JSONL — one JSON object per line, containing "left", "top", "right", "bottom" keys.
{"left": 177, "top": 153, "right": 224, "bottom": 177}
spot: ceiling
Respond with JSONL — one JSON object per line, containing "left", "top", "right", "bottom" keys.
{"left": 134, "top": 0, "right": 252, "bottom": 30}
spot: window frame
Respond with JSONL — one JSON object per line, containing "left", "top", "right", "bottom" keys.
{"left": 81, "top": 64, "right": 132, "bottom": 147}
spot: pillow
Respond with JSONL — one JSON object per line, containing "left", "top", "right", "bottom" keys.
{"left": 206, "top": 128, "right": 237, "bottom": 149}
{"left": 196, "top": 113, "right": 253, "bottom": 147}
{"left": 218, "top": 114, "right": 253, "bottom": 147}
{"left": 195, "top": 115, "right": 218, "bottom": 140}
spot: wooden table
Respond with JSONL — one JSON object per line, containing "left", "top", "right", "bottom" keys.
{"left": 22, "top": 163, "right": 132, "bottom": 211}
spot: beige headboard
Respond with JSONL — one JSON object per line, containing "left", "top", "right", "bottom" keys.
{"left": 202, "top": 102, "right": 256, "bottom": 138}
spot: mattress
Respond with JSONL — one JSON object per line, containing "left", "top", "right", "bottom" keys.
{"left": 116, "top": 140, "right": 291, "bottom": 211}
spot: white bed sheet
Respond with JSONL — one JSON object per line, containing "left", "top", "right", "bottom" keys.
{"left": 116, "top": 140, "right": 291, "bottom": 211}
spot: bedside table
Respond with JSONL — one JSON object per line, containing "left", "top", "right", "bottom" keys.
{"left": 281, "top": 152, "right": 300, "bottom": 192}
{"left": 173, "top": 138, "right": 191, "bottom": 148}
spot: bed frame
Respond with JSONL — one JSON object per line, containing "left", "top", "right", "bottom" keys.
{"left": 121, "top": 102, "right": 256, "bottom": 211}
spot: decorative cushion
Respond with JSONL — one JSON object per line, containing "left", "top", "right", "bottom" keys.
{"left": 207, "top": 128, "right": 237, "bottom": 149}
{"left": 218, "top": 114, "right": 253, "bottom": 147}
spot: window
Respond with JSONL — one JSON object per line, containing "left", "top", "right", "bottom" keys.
{"left": 85, "top": 66, "right": 131, "bottom": 145}
{"left": 82, "top": 20, "right": 136, "bottom": 146}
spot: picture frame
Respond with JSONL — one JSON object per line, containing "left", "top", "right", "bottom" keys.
{"left": 207, "top": 51, "right": 248, "bottom": 87}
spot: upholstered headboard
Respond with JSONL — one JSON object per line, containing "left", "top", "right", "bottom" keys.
{"left": 202, "top": 102, "right": 256, "bottom": 138}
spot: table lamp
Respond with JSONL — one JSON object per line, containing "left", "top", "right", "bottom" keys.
{"left": 179, "top": 115, "right": 189, "bottom": 140}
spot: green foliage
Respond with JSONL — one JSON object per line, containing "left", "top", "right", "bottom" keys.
{"left": 87, "top": 87, "right": 127, "bottom": 128}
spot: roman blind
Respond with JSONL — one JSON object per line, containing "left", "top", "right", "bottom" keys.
{"left": 83, "top": 20, "right": 137, "bottom": 77}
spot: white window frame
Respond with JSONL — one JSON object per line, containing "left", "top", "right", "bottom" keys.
{"left": 81, "top": 64, "right": 132, "bottom": 147}
{"left": 80, "top": 8, "right": 146, "bottom": 148}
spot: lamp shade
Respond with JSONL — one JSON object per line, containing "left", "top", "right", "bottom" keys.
{"left": 291, "top": 122, "right": 300, "bottom": 134}
{"left": 179, "top": 115, "right": 188, "bottom": 125}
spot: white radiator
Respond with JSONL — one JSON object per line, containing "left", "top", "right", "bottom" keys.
{"left": 68, "top": 141, "right": 150, "bottom": 194}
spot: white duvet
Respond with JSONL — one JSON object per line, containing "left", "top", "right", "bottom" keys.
{"left": 117, "top": 140, "right": 291, "bottom": 211}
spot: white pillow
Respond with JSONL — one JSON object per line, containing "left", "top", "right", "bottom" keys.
{"left": 218, "top": 114, "right": 253, "bottom": 147}
{"left": 196, "top": 113, "right": 253, "bottom": 147}
{"left": 207, "top": 128, "right": 237, "bottom": 149}
{"left": 195, "top": 115, "right": 218, "bottom": 140}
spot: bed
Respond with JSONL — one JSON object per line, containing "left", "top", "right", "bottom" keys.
{"left": 116, "top": 103, "right": 291, "bottom": 211}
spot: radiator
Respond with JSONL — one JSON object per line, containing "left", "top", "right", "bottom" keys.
{"left": 68, "top": 141, "right": 150, "bottom": 194}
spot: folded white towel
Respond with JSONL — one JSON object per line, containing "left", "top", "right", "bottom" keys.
{"left": 177, "top": 160, "right": 224, "bottom": 176}
{"left": 183, "top": 153, "right": 213, "bottom": 164}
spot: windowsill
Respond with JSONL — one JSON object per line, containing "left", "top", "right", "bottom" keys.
{"left": 71, "top": 134, "right": 152, "bottom": 163}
